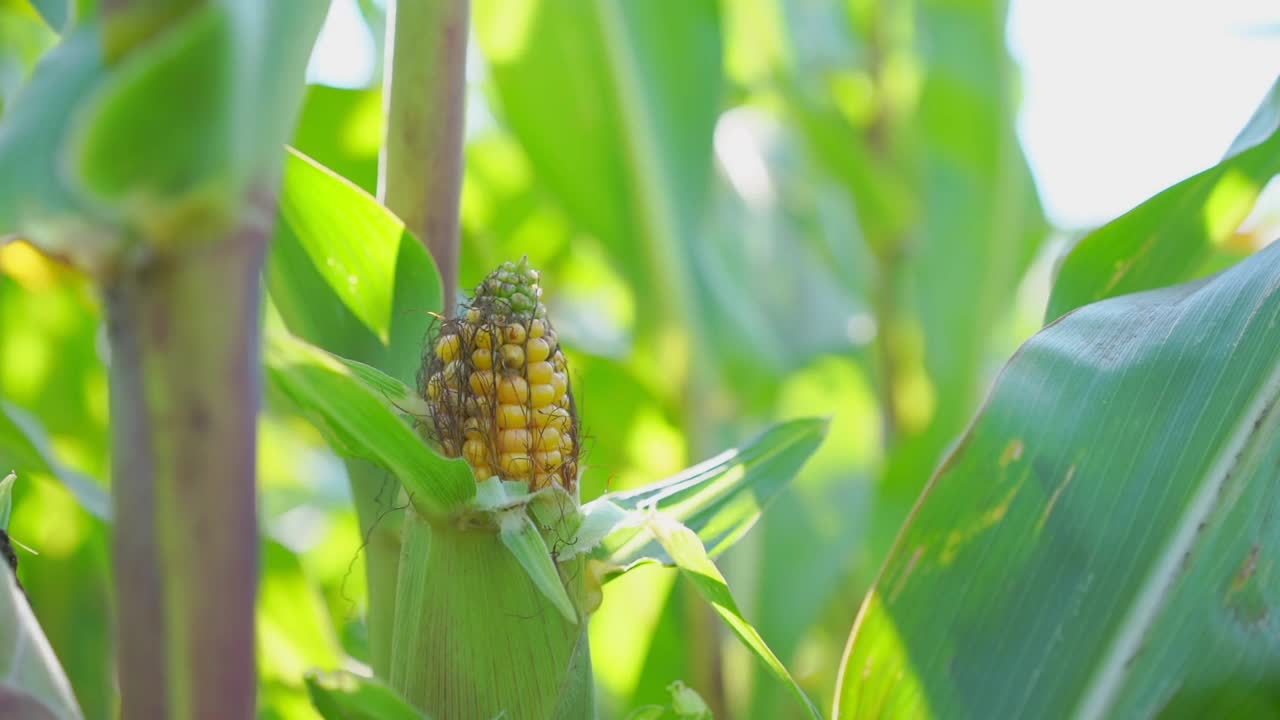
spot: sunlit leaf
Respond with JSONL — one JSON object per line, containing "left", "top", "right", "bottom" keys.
{"left": 839, "top": 240, "right": 1280, "bottom": 716}
{"left": 0, "top": 567, "right": 82, "bottom": 720}
{"left": 595, "top": 418, "right": 827, "bottom": 565}
{"left": 648, "top": 515, "right": 821, "bottom": 720}
{"left": 277, "top": 148, "right": 408, "bottom": 345}
{"left": 1046, "top": 78, "right": 1280, "bottom": 323}
{"left": 306, "top": 670, "right": 428, "bottom": 720}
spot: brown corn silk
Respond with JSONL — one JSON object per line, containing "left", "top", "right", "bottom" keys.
{"left": 419, "top": 258, "right": 580, "bottom": 491}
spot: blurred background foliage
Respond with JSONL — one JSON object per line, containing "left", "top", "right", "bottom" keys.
{"left": 0, "top": 0, "right": 1277, "bottom": 718}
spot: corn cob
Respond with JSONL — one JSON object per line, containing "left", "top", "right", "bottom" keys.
{"left": 420, "top": 258, "right": 579, "bottom": 491}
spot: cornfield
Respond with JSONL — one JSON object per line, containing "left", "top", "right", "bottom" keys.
{"left": 2, "top": 1, "right": 1280, "bottom": 719}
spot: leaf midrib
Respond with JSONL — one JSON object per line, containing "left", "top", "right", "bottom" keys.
{"left": 1072, "top": 352, "right": 1280, "bottom": 718}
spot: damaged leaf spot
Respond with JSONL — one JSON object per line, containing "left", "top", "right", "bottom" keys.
{"left": 999, "top": 439, "right": 1024, "bottom": 468}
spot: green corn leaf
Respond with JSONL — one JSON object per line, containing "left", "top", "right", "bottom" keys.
{"left": 0, "top": 565, "right": 83, "bottom": 720}
{"left": 593, "top": 418, "right": 827, "bottom": 566}
{"left": 1046, "top": 77, "right": 1280, "bottom": 323}
{"left": 306, "top": 671, "right": 428, "bottom": 720}
{"left": 837, "top": 239, "right": 1280, "bottom": 717}
{"left": 499, "top": 509, "right": 578, "bottom": 624}
{"left": 277, "top": 148, "right": 414, "bottom": 345}
{"left": 648, "top": 515, "right": 821, "bottom": 720}
{"left": 263, "top": 323, "right": 474, "bottom": 517}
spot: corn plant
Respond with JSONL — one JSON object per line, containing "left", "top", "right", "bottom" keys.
{"left": 4, "top": 0, "right": 1280, "bottom": 719}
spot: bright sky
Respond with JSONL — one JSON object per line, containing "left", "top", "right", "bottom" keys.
{"left": 306, "top": 0, "right": 1280, "bottom": 230}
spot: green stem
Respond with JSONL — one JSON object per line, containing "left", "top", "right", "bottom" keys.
{"left": 378, "top": 0, "right": 469, "bottom": 315}
{"left": 390, "top": 509, "right": 593, "bottom": 719}
{"left": 103, "top": 201, "right": 272, "bottom": 719}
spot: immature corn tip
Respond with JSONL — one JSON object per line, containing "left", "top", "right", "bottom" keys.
{"left": 420, "top": 258, "right": 579, "bottom": 491}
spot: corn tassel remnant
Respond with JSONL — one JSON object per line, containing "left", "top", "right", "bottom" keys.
{"left": 420, "top": 258, "right": 580, "bottom": 491}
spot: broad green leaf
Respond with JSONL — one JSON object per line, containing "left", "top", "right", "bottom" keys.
{"left": 1046, "top": 78, "right": 1280, "bottom": 323}
{"left": 263, "top": 324, "right": 473, "bottom": 517}
{"left": 648, "top": 515, "right": 821, "bottom": 720}
{"left": 595, "top": 418, "right": 828, "bottom": 565}
{"left": 838, "top": 240, "right": 1280, "bottom": 717}
{"left": 278, "top": 148, "right": 405, "bottom": 344}
{"left": 268, "top": 146, "right": 442, "bottom": 383}
{"left": 0, "top": 403, "right": 109, "bottom": 522}
{"left": 0, "top": 567, "right": 82, "bottom": 720}
{"left": 499, "top": 509, "right": 577, "bottom": 624}
{"left": 306, "top": 671, "right": 427, "bottom": 720}
{"left": 474, "top": 0, "right": 720, "bottom": 334}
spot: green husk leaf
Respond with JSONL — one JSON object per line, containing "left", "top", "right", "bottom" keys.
{"left": 500, "top": 510, "right": 577, "bottom": 624}
{"left": 305, "top": 671, "right": 428, "bottom": 720}
{"left": 648, "top": 514, "right": 822, "bottom": 720}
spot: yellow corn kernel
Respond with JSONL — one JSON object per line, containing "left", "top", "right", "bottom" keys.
{"left": 463, "top": 439, "right": 488, "bottom": 466}
{"left": 551, "top": 372, "right": 568, "bottom": 401}
{"left": 463, "top": 417, "right": 486, "bottom": 441}
{"left": 436, "top": 334, "right": 461, "bottom": 362}
{"left": 504, "top": 323, "right": 527, "bottom": 345}
{"left": 526, "top": 337, "right": 551, "bottom": 363}
{"left": 538, "top": 426, "right": 560, "bottom": 450}
{"left": 498, "top": 375, "right": 529, "bottom": 404}
{"left": 500, "top": 429, "right": 533, "bottom": 453}
{"left": 534, "top": 450, "right": 562, "bottom": 472}
{"left": 497, "top": 404, "right": 529, "bottom": 429}
{"left": 528, "top": 319, "right": 546, "bottom": 339}
{"left": 559, "top": 433, "right": 574, "bottom": 454}
{"left": 472, "top": 348, "right": 494, "bottom": 370}
{"left": 472, "top": 464, "right": 494, "bottom": 481}
{"left": 469, "top": 369, "right": 495, "bottom": 396}
{"left": 530, "top": 383, "right": 556, "bottom": 408}
{"left": 466, "top": 308, "right": 482, "bottom": 324}
{"left": 552, "top": 351, "right": 566, "bottom": 372}
{"left": 532, "top": 472, "right": 553, "bottom": 489}
{"left": 535, "top": 405, "right": 570, "bottom": 431}
{"left": 501, "top": 343, "right": 525, "bottom": 370}
{"left": 500, "top": 453, "right": 533, "bottom": 477}
{"left": 444, "top": 360, "right": 464, "bottom": 389}
{"left": 527, "top": 360, "right": 553, "bottom": 385}
{"left": 473, "top": 326, "right": 494, "bottom": 349}
{"left": 426, "top": 373, "right": 444, "bottom": 400}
